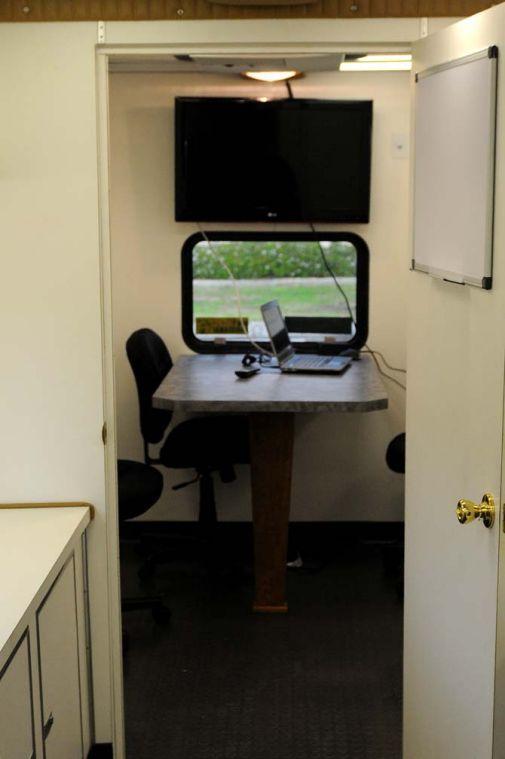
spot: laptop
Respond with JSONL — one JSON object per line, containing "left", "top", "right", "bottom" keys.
{"left": 260, "top": 300, "right": 352, "bottom": 374}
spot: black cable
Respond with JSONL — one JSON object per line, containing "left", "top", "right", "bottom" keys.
{"left": 309, "top": 222, "right": 407, "bottom": 391}
{"left": 309, "top": 222, "right": 355, "bottom": 325}
{"left": 242, "top": 353, "right": 275, "bottom": 367}
{"left": 285, "top": 80, "right": 294, "bottom": 99}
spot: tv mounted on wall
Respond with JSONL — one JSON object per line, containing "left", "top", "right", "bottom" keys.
{"left": 175, "top": 97, "right": 372, "bottom": 223}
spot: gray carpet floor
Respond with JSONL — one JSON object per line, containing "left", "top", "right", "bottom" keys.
{"left": 122, "top": 538, "right": 402, "bottom": 759}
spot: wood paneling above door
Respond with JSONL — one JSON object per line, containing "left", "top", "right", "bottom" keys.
{"left": 0, "top": 0, "right": 493, "bottom": 21}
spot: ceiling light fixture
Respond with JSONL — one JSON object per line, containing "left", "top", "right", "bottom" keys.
{"left": 340, "top": 54, "right": 412, "bottom": 72}
{"left": 358, "top": 54, "right": 411, "bottom": 62}
{"left": 243, "top": 70, "right": 300, "bottom": 83}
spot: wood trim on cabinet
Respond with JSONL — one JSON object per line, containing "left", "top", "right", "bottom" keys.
{"left": 0, "top": 0, "right": 493, "bottom": 20}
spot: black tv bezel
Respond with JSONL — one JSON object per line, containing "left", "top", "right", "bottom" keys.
{"left": 175, "top": 97, "right": 372, "bottom": 224}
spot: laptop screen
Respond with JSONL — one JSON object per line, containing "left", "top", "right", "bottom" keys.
{"left": 261, "top": 300, "right": 293, "bottom": 362}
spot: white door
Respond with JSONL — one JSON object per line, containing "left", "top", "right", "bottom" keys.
{"left": 405, "top": 7, "right": 505, "bottom": 759}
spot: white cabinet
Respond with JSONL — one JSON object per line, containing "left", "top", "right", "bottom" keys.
{"left": 0, "top": 506, "right": 92, "bottom": 759}
{"left": 0, "top": 635, "right": 34, "bottom": 759}
{"left": 37, "top": 557, "right": 83, "bottom": 759}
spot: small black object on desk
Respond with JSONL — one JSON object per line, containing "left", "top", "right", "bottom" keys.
{"left": 235, "top": 366, "right": 261, "bottom": 379}
{"left": 241, "top": 352, "right": 274, "bottom": 367}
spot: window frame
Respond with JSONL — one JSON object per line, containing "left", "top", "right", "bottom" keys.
{"left": 181, "top": 231, "right": 369, "bottom": 355}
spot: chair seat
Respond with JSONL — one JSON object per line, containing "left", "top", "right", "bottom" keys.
{"left": 386, "top": 433, "right": 406, "bottom": 474}
{"left": 160, "top": 415, "right": 250, "bottom": 469}
{"left": 118, "top": 459, "right": 164, "bottom": 521}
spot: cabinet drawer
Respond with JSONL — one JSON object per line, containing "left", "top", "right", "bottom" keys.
{"left": 0, "top": 633, "right": 35, "bottom": 759}
{"left": 37, "top": 557, "right": 83, "bottom": 759}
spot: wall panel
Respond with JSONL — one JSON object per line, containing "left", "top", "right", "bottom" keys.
{"left": 0, "top": 21, "right": 113, "bottom": 743}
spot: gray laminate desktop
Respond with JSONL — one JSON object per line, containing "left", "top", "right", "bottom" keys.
{"left": 153, "top": 354, "right": 388, "bottom": 612}
{"left": 153, "top": 354, "right": 387, "bottom": 414}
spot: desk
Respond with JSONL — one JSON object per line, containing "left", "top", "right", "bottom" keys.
{"left": 153, "top": 354, "right": 387, "bottom": 612}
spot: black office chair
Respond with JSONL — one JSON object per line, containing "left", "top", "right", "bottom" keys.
{"left": 118, "top": 459, "right": 171, "bottom": 624}
{"left": 384, "top": 433, "right": 406, "bottom": 599}
{"left": 126, "top": 328, "right": 250, "bottom": 542}
{"left": 386, "top": 433, "right": 406, "bottom": 474}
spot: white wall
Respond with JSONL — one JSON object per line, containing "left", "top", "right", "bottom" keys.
{"left": 0, "top": 23, "right": 114, "bottom": 742}
{"left": 0, "top": 16, "right": 459, "bottom": 756}
{"left": 110, "top": 68, "right": 409, "bottom": 521}
{"left": 105, "top": 17, "right": 459, "bottom": 46}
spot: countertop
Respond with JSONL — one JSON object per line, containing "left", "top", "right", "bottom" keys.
{"left": 0, "top": 505, "right": 91, "bottom": 659}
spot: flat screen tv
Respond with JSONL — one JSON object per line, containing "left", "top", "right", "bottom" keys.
{"left": 175, "top": 97, "right": 373, "bottom": 223}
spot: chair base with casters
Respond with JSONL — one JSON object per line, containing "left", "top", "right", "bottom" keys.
{"left": 138, "top": 414, "right": 250, "bottom": 573}
{"left": 136, "top": 422, "right": 250, "bottom": 581}
{"left": 137, "top": 453, "right": 247, "bottom": 581}
{"left": 118, "top": 459, "right": 171, "bottom": 627}
{"left": 160, "top": 415, "right": 248, "bottom": 503}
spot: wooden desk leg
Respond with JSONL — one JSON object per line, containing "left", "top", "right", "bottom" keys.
{"left": 249, "top": 412, "right": 294, "bottom": 613}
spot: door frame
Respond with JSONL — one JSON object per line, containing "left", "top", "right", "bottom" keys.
{"left": 95, "top": 20, "right": 442, "bottom": 756}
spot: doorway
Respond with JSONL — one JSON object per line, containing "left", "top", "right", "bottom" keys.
{"left": 98, "top": 41, "right": 409, "bottom": 758}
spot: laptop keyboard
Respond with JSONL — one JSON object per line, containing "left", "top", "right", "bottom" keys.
{"left": 289, "top": 355, "right": 341, "bottom": 369}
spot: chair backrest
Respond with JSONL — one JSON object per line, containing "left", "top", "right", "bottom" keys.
{"left": 126, "top": 328, "right": 173, "bottom": 447}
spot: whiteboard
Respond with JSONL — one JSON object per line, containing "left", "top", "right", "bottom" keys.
{"left": 413, "top": 48, "right": 498, "bottom": 289}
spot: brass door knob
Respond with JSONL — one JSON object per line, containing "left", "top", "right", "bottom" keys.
{"left": 456, "top": 493, "right": 495, "bottom": 529}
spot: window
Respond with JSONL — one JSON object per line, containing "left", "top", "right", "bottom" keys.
{"left": 181, "top": 232, "right": 369, "bottom": 354}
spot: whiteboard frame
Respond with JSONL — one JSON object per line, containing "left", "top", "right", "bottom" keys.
{"left": 412, "top": 47, "right": 498, "bottom": 290}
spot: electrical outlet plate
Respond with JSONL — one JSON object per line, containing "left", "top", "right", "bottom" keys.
{"left": 392, "top": 133, "right": 409, "bottom": 159}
